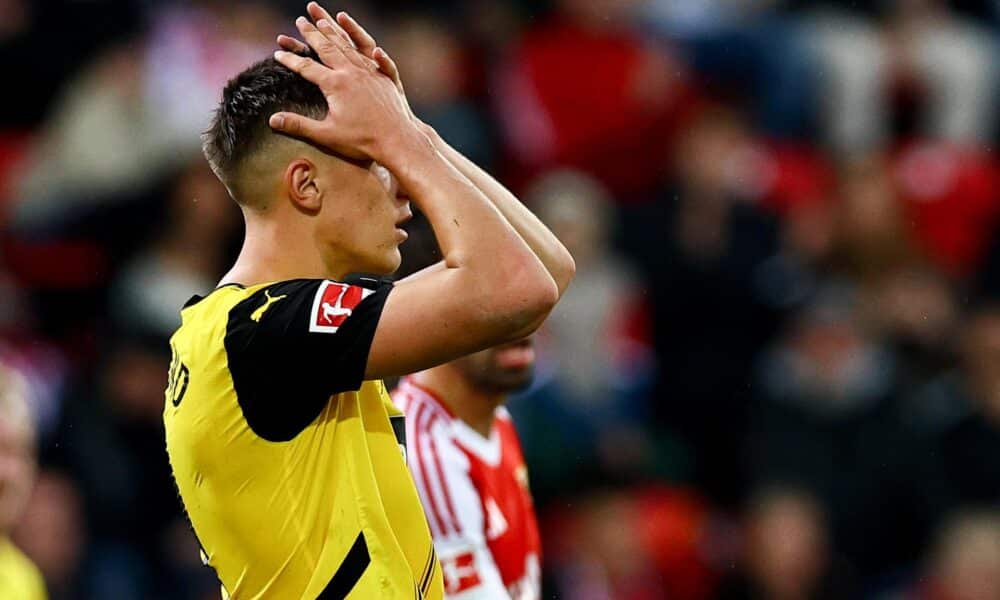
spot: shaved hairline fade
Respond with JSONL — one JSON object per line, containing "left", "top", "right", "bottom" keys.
{"left": 202, "top": 51, "right": 327, "bottom": 206}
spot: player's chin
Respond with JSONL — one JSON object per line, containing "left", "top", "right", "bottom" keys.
{"left": 371, "top": 248, "right": 402, "bottom": 276}
{"left": 496, "top": 366, "right": 535, "bottom": 392}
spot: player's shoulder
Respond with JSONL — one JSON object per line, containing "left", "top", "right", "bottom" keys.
{"left": 179, "top": 282, "right": 253, "bottom": 320}
{"left": 395, "top": 379, "right": 454, "bottom": 421}
{"left": 181, "top": 275, "right": 390, "bottom": 324}
{"left": 187, "top": 275, "right": 391, "bottom": 344}
{"left": 171, "top": 283, "right": 258, "bottom": 352}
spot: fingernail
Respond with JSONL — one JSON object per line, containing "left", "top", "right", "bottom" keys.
{"left": 270, "top": 115, "right": 284, "bottom": 128}
{"left": 296, "top": 16, "right": 308, "bottom": 26}
{"left": 274, "top": 50, "right": 284, "bottom": 59}
{"left": 317, "top": 18, "right": 330, "bottom": 28}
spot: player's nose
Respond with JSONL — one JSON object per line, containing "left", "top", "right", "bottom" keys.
{"left": 388, "top": 172, "right": 405, "bottom": 200}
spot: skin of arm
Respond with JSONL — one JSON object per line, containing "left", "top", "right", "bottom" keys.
{"left": 270, "top": 11, "right": 559, "bottom": 379}
{"left": 420, "top": 128, "right": 576, "bottom": 297}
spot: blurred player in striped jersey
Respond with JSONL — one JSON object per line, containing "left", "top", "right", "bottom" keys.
{"left": 393, "top": 340, "right": 541, "bottom": 599}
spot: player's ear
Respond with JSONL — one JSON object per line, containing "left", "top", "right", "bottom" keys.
{"left": 285, "top": 158, "right": 321, "bottom": 214}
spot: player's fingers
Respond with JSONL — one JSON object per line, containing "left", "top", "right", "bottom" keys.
{"left": 336, "top": 12, "right": 377, "bottom": 56}
{"left": 315, "top": 17, "right": 353, "bottom": 47}
{"left": 306, "top": 2, "right": 336, "bottom": 29}
{"left": 295, "top": 16, "right": 347, "bottom": 65}
{"left": 373, "top": 47, "right": 400, "bottom": 84}
{"left": 277, "top": 34, "right": 310, "bottom": 55}
{"left": 307, "top": 2, "right": 357, "bottom": 49}
{"left": 274, "top": 50, "right": 331, "bottom": 86}
{"left": 269, "top": 112, "right": 325, "bottom": 140}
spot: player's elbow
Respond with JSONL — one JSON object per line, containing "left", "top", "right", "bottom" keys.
{"left": 487, "top": 268, "right": 558, "bottom": 337}
{"left": 554, "top": 250, "right": 576, "bottom": 297}
{"left": 521, "top": 272, "right": 559, "bottom": 321}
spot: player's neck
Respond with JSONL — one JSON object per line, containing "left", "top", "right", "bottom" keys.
{"left": 220, "top": 218, "right": 351, "bottom": 286}
{"left": 411, "top": 369, "right": 502, "bottom": 438}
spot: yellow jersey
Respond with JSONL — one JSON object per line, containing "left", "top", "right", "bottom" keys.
{"left": 164, "top": 277, "right": 443, "bottom": 599}
{"left": 0, "top": 537, "right": 46, "bottom": 600}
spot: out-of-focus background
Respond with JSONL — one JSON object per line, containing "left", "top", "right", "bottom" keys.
{"left": 2, "top": 0, "right": 1000, "bottom": 598}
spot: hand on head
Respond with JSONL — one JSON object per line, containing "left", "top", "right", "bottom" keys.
{"left": 269, "top": 3, "right": 417, "bottom": 162}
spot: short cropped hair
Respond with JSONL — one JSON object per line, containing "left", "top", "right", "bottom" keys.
{"left": 202, "top": 52, "right": 327, "bottom": 203}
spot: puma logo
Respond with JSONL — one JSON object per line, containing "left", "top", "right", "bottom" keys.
{"left": 251, "top": 290, "right": 287, "bottom": 322}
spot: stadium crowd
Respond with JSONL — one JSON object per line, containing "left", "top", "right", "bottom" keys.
{"left": 2, "top": 0, "right": 1000, "bottom": 598}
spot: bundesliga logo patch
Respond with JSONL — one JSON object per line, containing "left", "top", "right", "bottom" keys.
{"left": 442, "top": 551, "right": 481, "bottom": 594}
{"left": 309, "top": 281, "right": 373, "bottom": 334}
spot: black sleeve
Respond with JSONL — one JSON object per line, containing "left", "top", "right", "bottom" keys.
{"left": 224, "top": 277, "right": 392, "bottom": 441}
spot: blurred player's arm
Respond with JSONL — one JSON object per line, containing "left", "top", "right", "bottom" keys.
{"left": 281, "top": 6, "right": 576, "bottom": 297}
{"left": 270, "top": 11, "right": 557, "bottom": 379}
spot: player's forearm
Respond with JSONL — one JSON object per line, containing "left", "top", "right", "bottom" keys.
{"left": 379, "top": 130, "right": 557, "bottom": 321}
{"left": 423, "top": 126, "right": 576, "bottom": 296}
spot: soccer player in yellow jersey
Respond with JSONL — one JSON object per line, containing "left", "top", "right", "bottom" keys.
{"left": 164, "top": 3, "right": 575, "bottom": 598}
{"left": 0, "top": 365, "right": 47, "bottom": 600}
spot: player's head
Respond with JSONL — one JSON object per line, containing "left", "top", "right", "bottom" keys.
{"left": 203, "top": 54, "right": 410, "bottom": 275}
{"left": 453, "top": 337, "right": 536, "bottom": 395}
{"left": 0, "top": 364, "right": 37, "bottom": 534}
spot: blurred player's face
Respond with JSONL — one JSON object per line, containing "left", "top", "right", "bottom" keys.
{"left": 311, "top": 154, "right": 411, "bottom": 275}
{"left": 0, "top": 418, "right": 35, "bottom": 534}
{"left": 455, "top": 338, "right": 536, "bottom": 395}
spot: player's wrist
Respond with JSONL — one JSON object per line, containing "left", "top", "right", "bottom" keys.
{"left": 413, "top": 118, "right": 440, "bottom": 146}
{"left": 374, "top": 123, "right": 438, "bottom": 174}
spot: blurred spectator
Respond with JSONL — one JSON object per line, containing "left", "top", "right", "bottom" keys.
{"left": 109, "top": 160, "right": 238, "bottom": 338}
{"left": 41, "top": 337, "right": 211, "bottom": 600}
{"left": 891, "top": 141, "right": 1000, "bottom": 279}
{"left": 908, "top": 306, "right": 1000, "bottom": 516}
{"left": 0, "top": 0, "right": 143, "bottom": 132}
{"left": 14, "top": 470, "right": 82, "bottom": 600}
{"left": 862, "top": 266, "right": 958, "bottom": 393}
{"left": 717, "top": 487, "right": 857, "bottom": 600}
{"left": 0, "top": 363, "right": 46, "bottom": 599}
{"left": 749, "top": 285, "right": 897, "bottom": 489}
{"left": 494, "top": 0, "right": 694, "bottom": 197}
{"left": 0, "top": 329, "right": 68, "bottom": 445}
{"left": 829, "top": 155, "right": 919, "bottom": 284}
{"left": 641, "top": 0, "right": 818, "bottom": 139}
{"left": 747, "top": 284, "right": 925, "bottom": 577}
{"left": 385, "top": 14, "right": 496, "bottom": 168}
{"left": 511, "top": 170, "right": 660, "bottom": 494}
{"left": 12, "top": 44, "right": 178, "bottom": 227}
{"left": 531, "top": 170, "right": 653, "bottom": 407}
{"left": 622, "top": 107, "right": 784, "bottom": 503}
{"left": 145, "top": 0, "right": 283, "bottom": 149}
{"left": 800, "top": 0, "right": 998, "bottom": 152}
{"left": 545, "top": 486, "right": 718, "bottom": 600}
{"left": 886, "top": 509, "right": 1000, "bottom": 600}
{"left": 11, "top": 0, "right": 279, "bottom": 229}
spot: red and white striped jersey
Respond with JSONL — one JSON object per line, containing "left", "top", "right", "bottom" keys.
{"left": 392, "top": 377, "right": 542, "bottom": 600}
